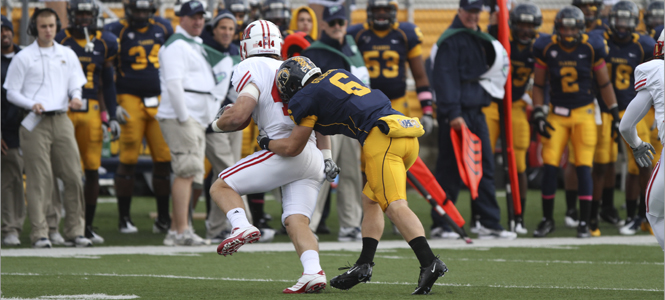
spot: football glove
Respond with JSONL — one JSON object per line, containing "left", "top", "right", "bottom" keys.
{"left": 324, "top": 158, "right": 341, "bottom": 182}
{"left": 116, "top": 106, "right": 130, "bottom": 125}
{"left": 108, "top": 119, "right": 121, "bottom": 141}
{"left": 532, "top": 106, "right": 554, "bottom": 139}
{"left": 257, "top": 131, "right": 271, "bottom": 151}
{"left": 610, "top": 106, "right": 621, "bottom": 143}
{"left": 631, "top": 141, "right": 656, "bottom": 168}
{"left": 420, "top": 114, "right": 434, "bottom": 137}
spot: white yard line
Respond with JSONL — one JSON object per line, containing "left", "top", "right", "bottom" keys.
{"left": 2, "top": 272, "right": 661, "bottom": 293}
{"left": 2, "top": 294, "right": 140, "bottom": 300}
{"left": 1, "top": 235, "right": 657, "bottom": 258}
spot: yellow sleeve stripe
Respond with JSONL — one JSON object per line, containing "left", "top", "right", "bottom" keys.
{"left": 299, "top": 115, "right": 317, "bottom": 128}
{"left": 407, "top": 44, "right": 422, "bottom": 59}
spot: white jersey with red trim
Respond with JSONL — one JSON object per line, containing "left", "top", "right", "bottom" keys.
{"left": 634, "top": 60, "right": 665, "bottom": 143}
{"left": 231, "top": 56, "right": 315, "bottom": 143}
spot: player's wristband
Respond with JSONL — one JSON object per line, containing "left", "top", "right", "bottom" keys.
{"left": 211, "top": 120, "right": 225, "bottom": 133}
{"left": 321, "top": 149, "right": 332, "bottom": 160}
{"left": 259, "top": 137, "right": 272, "bottom": 151}
{"left": 100, "top": 111, "right": 109, "bottom": 123}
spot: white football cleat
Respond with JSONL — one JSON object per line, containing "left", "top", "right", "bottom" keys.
{"left": 49, "top": 232, "right": 66, "bottom": 246}
{"left": 217, "top": 226, "right": 261, "bottom": 256}
{"left": 283, "top": 270, "right": 327, "bottom": 294}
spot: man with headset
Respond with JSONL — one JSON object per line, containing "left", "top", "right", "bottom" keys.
{"left": 3, "top": 8, "right": 91, "bottom": 248}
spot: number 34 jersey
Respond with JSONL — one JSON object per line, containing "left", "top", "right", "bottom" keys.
{"left": 104, "top": 17, "right": 173, "bottom": 98}
{"left": 533, "top": 33, "right": 608, "bottom": 109}
{"left": 347, "top": 22, "right": 423, "bottom": 100}
{"left": 287, "top": 69, "right": 401, "bottom": 145}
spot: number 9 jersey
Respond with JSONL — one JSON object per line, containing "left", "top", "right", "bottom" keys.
{"left": 104, "top": 17, "right": 174, "bottom": 97}
{"left": 533, "top": 33, "right": 608, "bottom": 108}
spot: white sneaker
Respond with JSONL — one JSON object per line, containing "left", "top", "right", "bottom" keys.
{"left": 430, "top": 227, "right": 460, "bottom": 240}
{"left": 49, "top": 232, "right": 66, "bottom": 246}
{"left": 217, "top": 225, "right": 261, "bottom": 256}
{"left": 477, "top": 226, "right": 517, "bottom": 240}
{"left": 338, "top": 227, "right": 362, "bottom": 242}
{"left": 119, "top": 217, "right": 138, "bottom": 234}
{"left": 564, "top": 216, "right": 579, "bottom": 228}
{"left": 163, "top": 230, "right": 177, "bottom": 246}
{"left": 85, "top": 226, "right": 104, "bottom": 244}
{"left": 64, "top": 236, "right": 93, "bottom": 247}
{"left": 283, "top": 270, "right": 327, "bottom": 294}
{"left": 33, "top": 238, "right": 52, "bottom": 248}
{"left": 176, "top": 229, "right": 207, "bottom": 246}
{"left": 619, "top": 218, "right": 640, "bottom": 235}
{"left": 258, "top": 228, "right": 276, "bottom": 243}
{"left": 515, "top": 223, "right": 528, "bottom": 235}
{"left": 469, "top": 221, "right": 481, "bottom": 234}
{"left": 3, "top": 234, "right": 21, "bottom": 246}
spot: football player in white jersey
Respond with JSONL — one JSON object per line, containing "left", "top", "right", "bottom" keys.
{"left": 208, "top": 20, "right": 340, "bottom": 293}
{"left": 619, "top": 29, "right": 665, "bottom": 250}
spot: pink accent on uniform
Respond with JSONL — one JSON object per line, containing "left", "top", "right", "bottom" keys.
{"left": 417, "top": 91, "right": 433, "bottom": 101}
{"left": 100, "top": 111, "right": 109, "bottom": 123}
{"left": 592, "top": 61, "right": 606, "bottom": 72}
{"left": 578, "top": 195, "right": 593, "bottom": 201}
{"left": 542, "top": 194, "right": 555, "bottom": 199}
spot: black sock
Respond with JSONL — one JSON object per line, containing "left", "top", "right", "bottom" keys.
{"left": 408, "top": 236, "right": 436, "bottom": 268}
{"left": 118, "top": 196, "right": 131, "bottom": 219}
{"left": 602, "top": 188, "right": 615, "bottom": 209}
{"left": 579, "top": 200, "right": 591, "bottom": 226}
{"left": 590, "top": 201, "right": 600, "bottom": 223}
{"left": 639, "top": 195, "right": 647, "bottom": 218}
{"left": 247, "top": 193, "right": 265, "bottom": 225}
{"left": 565, "top": 190, "right": 577, "bottom": 211}
{"left": 542, "top": 198, "right": 554, "bottom": 220}
{"left": 626, "top": 199, "right": 637, "bottom": 219}
{"left": 356, "top": 237, "right": 379, "bottom": 265}
{"left": 156, "top": 195, "right": 170, "bottom": 223}
{"left": 85, "top": 204, "right": 96, "bottom": 228}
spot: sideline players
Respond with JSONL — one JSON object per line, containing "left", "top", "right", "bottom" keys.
{"left": 531, "top": 6, "right": 619, "bottom": 238}
{"left": 55, "top": 0, "right": 120, "bottom": 244}
{"left": 104, "top": 0, "right": 173, "bottom": 234}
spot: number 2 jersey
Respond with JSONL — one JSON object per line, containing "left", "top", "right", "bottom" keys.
{"left": 287, "top": 69, "right": 402, "bottom": 145}
{"left": 55, "top": 29, "right": 118, "bottom": 101}
{"left": 533, "top": 33, "right": 608, "bottom": 109}
{"left": 104, "top": 17, "right": 173, "bottom": 98}
{"left": 347, "top": 22, "right": 423, "bottom": 100}
{"left": 231, "top": 56, "right": 314, "bottom": 143}
{"left": 634, "top": 59, "right": 665, "bottom": 143}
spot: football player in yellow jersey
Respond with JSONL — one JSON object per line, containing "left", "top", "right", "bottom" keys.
{"left": 347, "top": 0, "right": 434, "bottom": 134}
{"left": 104, "top": 0, "right": 173, "bottom": 234}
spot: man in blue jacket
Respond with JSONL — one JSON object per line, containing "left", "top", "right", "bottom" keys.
{"left": 431, "top": 0, "right": 516, "bottom": 239}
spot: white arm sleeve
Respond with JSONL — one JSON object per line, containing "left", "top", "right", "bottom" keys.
{"left": 620, "top": 89, "right": 653, "bottom": 148}
{"left": 166, "top": 79, "right": 189, "bottom": 122}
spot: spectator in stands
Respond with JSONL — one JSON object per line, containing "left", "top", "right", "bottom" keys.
{"left": 4, "top": 8, "right": 91, "bottom": 248}
{"left": 290, "top": 5, "right": 318, "bottom": 39}
{"left": 430, "top": 0, "right": 516, "bottom": 239}
{"left": 1, "top": 15, "right": 25, "bottom": 247}
{"left": 157, "top": 0, "right": 215, "bottom": 246}
{"left": 301, "top": 5, "right": 366, "bottom": 241}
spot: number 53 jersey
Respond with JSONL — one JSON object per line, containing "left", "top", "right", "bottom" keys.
{"left": 533, "top": 33, "right": 608, "bottom": 109}
{"left": 104, "top": 17, "right": 174, "bottom": 98}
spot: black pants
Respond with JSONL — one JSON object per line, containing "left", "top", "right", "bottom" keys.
{"left": 433, "top": 108, "right": 503, "bottom": 231}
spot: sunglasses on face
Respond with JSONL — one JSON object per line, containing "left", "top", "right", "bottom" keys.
{"left": 328, "top": 19, "right": 345, "bottom": 27}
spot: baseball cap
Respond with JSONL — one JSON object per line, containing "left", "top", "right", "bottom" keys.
{"left": 177, "top": 0, "right": 206, "bottom": 17}
{"left": 460, "top": 0, "right": 483, "bottom": 11}
{"left": 323, "top": 5, "right": 347, "bottom": 22}
{"left": 1, "top": 15, "right": 13, "bottom": 33}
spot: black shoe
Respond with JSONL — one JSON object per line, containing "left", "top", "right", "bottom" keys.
{"left": 153, "top": 218, "right": 171, "bottom": 234}
{"left": 577, "top": 223, "right": 590, "bottom": 238}
{"left": 316, "top": 223, "right": 331, "bottom": 235}
{"left": 330, "top": 262, "right": 374, "bottom": 290}
{"left": 256, "top": 218, "right": 273, "bottom": 230}
{"left": 412, "top": 257, "right": 448, "bottom": 295}
{"left": 599, "top": 207, "right": 623, "bottom": 227}
{"left": 533, "top": 219, "right": 555, "bottom": 237}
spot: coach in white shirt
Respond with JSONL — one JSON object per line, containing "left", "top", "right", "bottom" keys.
{"left": 3, "top": 8, "right": 91, "bottom": 248}
{"left": 157, "top": 0, "right": 215, "bottom": 246}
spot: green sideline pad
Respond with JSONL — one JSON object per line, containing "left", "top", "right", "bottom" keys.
{"left": 2, "top": 245, "right": 662, "bottom": 299}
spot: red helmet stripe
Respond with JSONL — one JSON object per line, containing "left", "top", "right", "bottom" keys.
{"left": 259, "top": 20, "right": 266, "bottom": 49}
{"left": 266, "top": 20, "right": 271, "bottom": 49}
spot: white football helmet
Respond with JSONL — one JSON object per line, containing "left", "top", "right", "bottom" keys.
{"left": 240, "top": 20, "right": 283, "bottom": 60}
{"left": 655, "top": 29, "right": 665, "bottom": 58}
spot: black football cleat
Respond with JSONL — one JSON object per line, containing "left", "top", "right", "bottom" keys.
{"left": 330, "top": 262, "right": 374, "bottom": 290}
{"left": 599, "top": 207, "right": 624, "bottom": 227}
{"left": 533, "top": 218, "right": 555, "bottom": 237}
{"left": 577, "top": 223, "right": 591, "bottom": 238}
{"left": 412, "top": 257, "right": 448, "bottom": 295}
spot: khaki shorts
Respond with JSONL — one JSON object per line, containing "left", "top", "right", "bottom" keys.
{"left": 158, "top": 118, "right": 206, "bottom": 184}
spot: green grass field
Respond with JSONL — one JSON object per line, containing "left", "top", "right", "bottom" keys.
{"left": 2, "top": 189, "right": 663, "bottom": 299}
